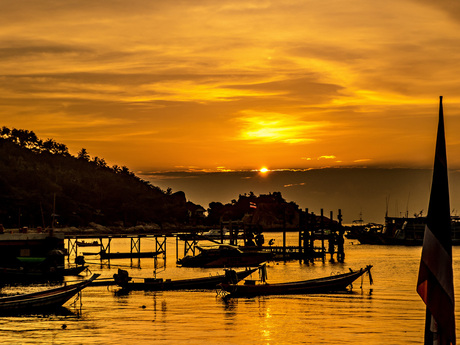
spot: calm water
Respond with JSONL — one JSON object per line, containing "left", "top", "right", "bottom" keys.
{"left": 1, "top": 233, "right": 458, "bottom": 345}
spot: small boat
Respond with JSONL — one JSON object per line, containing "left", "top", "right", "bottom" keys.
{"left": 99, "top": 250, "right": 165, "bottom": 259}
{"left": 113, "top": 267, "right": 258, "bottom": 291}
{"left": 0, "top": 274, "right": 100, "bottom": 315}
{"left": 83, "top": 250, "right": 165, "bottom": 259}
{"left": 76, "top": 240, "right": 100, "bottom": 247}
{"left": 354, "top": 215, "right": 460, "bottom": 246}
{"left": 177, "top": 244, "right": 273, "bottom": 268}
{"left": 201, "top": 228, "right": 231, "bottom": 239}
{"left": 219, "top": 265, "right": 373, "bottom": 298}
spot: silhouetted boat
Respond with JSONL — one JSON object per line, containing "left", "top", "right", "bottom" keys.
{"left": 83, "top": 250, "right": 165, "bottom": 259}
{"left": 0, "top": 274, "right": 99, "bottom": 315}
{"left": 113, "top": 267, "right": 258, "bottom": 291}
{"left": 177, "top": 244, "right": 273, "bottom": 268}
{"left": 219, "top": 265, "right": 373, "bottom": 297}
{"left": 354, "top": 216, "right": 460, "bottom": 245}
{"left": 201, "top": 228, "right": 231, "bottom": 239}
{"left": 76, "top": 240, "right": 99, "bottom": 247}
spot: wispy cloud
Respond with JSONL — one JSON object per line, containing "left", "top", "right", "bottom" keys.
{"left": 284, "top": 182, "right": 306, "bottom": 188}
{"left": 1, "top": 0, "right": 460, "bottom": 170}
{"left": 235, "top": 110, "right": 326, "bottom": 143}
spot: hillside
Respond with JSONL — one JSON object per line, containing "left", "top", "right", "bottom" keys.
{"left": 0, "top": 127, "right": 310, "bottom": 232}
{"left": 0, "top": 128, "right": 191, "bottom": 230}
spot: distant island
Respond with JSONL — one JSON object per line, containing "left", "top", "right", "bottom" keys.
{"left": 0, "top": 127, "right": 303, "bottom": 233}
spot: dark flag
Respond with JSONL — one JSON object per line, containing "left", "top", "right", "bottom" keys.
{"left": 417, "top": 96, "right": 456, "bottom": 344}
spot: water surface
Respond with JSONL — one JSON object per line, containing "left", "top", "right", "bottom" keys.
{"left": 0, "top": 233, "right": 456, "bottom": 344}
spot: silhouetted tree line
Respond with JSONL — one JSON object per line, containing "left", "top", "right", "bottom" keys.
{"left": 0, "top": 126, "right": 190, "bottom": 229}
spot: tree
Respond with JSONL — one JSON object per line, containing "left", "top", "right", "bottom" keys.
{"left": 77, "top": 148, "right": 90, "bottom": 161}
{"left": 54, "top": 142, "right": 69, "bottom": 156}
{"left": 1, "top": 126, "right": 10, "bottom": 138}
{"left": 93, "top": 156, "right": 108, "bottom": 168}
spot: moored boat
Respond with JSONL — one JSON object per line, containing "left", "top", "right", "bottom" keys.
{"left": 100, "top": 250, "right": 165, "bottom": 259}
{"left": 177, "top": 244, "right": 273, "bottom": 268}
{"left": 0, "top": 274, "right": 100, "bottom": 315}
{"left": 76, "top": 240, "right": 99, "bottom": 247}
{"left": 354, "top": 216, "right": 460, "bottom": 245}
{"left": 113, "top": 267, "right": 258, "bottom": 291}
{"left": 219, "top": 265, "right": 373, "bottom": 298}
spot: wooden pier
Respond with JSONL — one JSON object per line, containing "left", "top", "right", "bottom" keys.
{"left": 175, "top": 208, "right": 346, "bottom": 264}
{"left": 64, "top": 208, "right": 345, "bottom": 267}
{"left": 65, "top": 234, "right": 167, "bottom": 267}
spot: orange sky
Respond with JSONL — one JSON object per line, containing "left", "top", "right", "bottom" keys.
{"left": 2, "top": 1, "right": 460, "bottom": 173}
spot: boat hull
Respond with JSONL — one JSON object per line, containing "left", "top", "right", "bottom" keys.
{"left": 178, "top": 249, "right": 273, "bottom": 268}
{"left": 220, "top": 266, "right": 372, "bottom": 297}
{"left": 117, "top": 268, "right": 258, "bottom": 291}
{"left": 100, "top": 251, "right": 164, "bottom": 259}
{"left": 0, "top": 274, "right": 99, "bottom": 315}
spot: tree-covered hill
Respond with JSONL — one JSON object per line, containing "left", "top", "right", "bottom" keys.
{"left": 0, "top": 127, "right": 190, "bottom": 229}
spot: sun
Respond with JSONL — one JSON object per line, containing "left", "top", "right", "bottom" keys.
{"left": 259, "top": 167, "right": 269, "bottom": 174}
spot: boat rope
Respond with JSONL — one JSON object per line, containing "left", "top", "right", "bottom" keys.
{"left": 69, "top": 290, "right": 82, "bottom": 309}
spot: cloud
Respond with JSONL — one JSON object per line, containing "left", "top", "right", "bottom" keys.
{"left": 1, "top": 0, "right": 460, "bottom": 171}
{"left": 234, "top": 110, "right": 327, "bottom": 143}
{"left": 284, "top": 182, "right": 306, "bottom": 188}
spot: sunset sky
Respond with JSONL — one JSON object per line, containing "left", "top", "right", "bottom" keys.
{"left": 2, "top": 1, "right": 460, "bottom": 174}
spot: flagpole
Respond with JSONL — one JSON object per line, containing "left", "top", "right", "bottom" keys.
{"left": 417, "top": 96, "right": 456, "bottom": 345}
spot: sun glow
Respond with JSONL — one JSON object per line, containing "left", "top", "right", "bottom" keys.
{"left": 260, "top": 167, "right": 269, "bottom": 174}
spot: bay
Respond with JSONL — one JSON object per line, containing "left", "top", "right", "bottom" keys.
{"left": 0, "top": 232, "right": 455, "bottom": 345}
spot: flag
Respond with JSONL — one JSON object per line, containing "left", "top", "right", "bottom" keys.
{"left": 417, "top": 96, "right": 456, "bottom": 344}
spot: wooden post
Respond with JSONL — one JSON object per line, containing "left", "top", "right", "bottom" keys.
{"left": 176, "top": 235, "right": 179, "bottom": 263}
{"left": 320, "top": 209, "right": 325, "bottom": 262}
{"left": 131, "top": 237, "right": 141, "bottom": 268}
{"left": 329, "top": 211, "right": 334, "bottom": 262}
{"left": 67, "top": 238, "right": 78, "bottom": 261}
{"left": 302, "top": 208, "right": 309, "bottom": 264}
{"left": 337, "top": 209, "right": 345, "bottom": 262}
{"left": 298, "top": 211, "right": 302, "bottom": 262}
{"left": 220, "top": 222, "right": 224, "bottom": 244}
{"left": 283, "top": 207, "right": 287, "bottom": 261}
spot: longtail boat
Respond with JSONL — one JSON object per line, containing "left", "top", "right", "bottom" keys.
{"left": 177, "top": 244, "right": 273, "bottom": 268}
{"left": 219, "top": 265, "right": 373, "bottom": 298}
{"left": 76, "top": 240, "right": 100, "bottom": 247}
{"left": 0, "top": 274, "right": 100, "bottom": 314}
{"left": 114, "top": 267, "right": 258, "bottom": 291}
{"left": 88, "top": 250, "right": 165, "bottom": 259}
